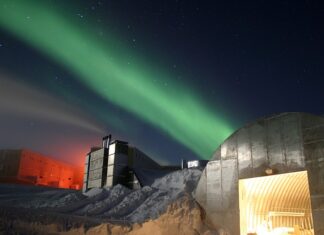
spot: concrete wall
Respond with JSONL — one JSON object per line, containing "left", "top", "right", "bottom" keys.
{"left": 87, "top": 148, "right": 108, "bottom": 189}
{"left": 194, "top": 113, "right": 324, "bottom": 234}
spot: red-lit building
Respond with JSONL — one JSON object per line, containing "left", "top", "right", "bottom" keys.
{"left": 0, "top": 149, "right": 83, "bottom": 189}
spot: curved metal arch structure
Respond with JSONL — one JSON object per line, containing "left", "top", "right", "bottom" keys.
{"left": 239, "top": 171, "right": 313, "bottom": 234}
{"left": 194, "top": 112, "right": 324, "bottom": 235}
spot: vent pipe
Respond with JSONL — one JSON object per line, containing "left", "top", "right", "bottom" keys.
{"left": 102, "top": 134, "right": 111, "bottom": 149}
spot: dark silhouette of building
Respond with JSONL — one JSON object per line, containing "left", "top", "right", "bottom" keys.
{"left": 83, "top": 135, "right": 164, "bottom": 192}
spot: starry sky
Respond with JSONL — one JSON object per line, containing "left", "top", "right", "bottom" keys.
{"left": 0, "top": 0, "right": 323, "bottom": 167}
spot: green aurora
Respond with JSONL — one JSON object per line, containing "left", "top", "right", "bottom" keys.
{"left": 0, "top": 1, "right": 234, "bottom": 159}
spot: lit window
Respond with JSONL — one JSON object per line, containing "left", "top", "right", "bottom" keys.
{"left": 188, "top": 161, "right": 199, "bottom": 168}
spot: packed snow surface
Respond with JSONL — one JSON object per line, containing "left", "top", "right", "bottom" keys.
{"left": 0, "top": 169, "right": 201, "bottom": 223}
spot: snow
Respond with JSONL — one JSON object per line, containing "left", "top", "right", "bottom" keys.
{"left": 0, "top": 169, "right": 202, "bottom": 223}
{"left": 125, "top": 169, "right": 202, "bottom": 222}
{"left": 152, "top": 168, "right": 202, "bottom": 192}
{"left": 83, "top": 187, "right": 105, "bottom": 198}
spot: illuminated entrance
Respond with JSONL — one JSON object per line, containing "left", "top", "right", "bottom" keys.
{"left": 239, "top": 171, "right": 314, "bottom": 235}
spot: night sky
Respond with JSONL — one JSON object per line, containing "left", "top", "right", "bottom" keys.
{"left": 0, "top": 0, "right": 323, "bottom": 166}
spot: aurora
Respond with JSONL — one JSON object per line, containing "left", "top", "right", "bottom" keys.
{"left": 0, "top": 0, "right": 234, "bottom": 159}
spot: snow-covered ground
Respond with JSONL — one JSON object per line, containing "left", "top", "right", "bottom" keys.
{"left": 0, "top": 169, "right": 202, "bottom": 224}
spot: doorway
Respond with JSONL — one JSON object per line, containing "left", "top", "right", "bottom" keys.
{"left": 239, "top": 171, "right": 314, "bottom": 235}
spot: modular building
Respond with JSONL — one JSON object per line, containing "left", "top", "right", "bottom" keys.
{"left": 0, "top": 149, "right": 83, "bottom": 189}
{"left": 83, "top": 135, "right": 162, "bottom": 192}
{"left": 194, "top": 112, "right": 324, "bottom": 235}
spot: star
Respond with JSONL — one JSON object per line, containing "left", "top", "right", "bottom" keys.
{"left": 76, "top": 13, "right": 84, "bottom": 18}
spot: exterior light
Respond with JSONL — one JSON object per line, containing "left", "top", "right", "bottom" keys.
{"left": 265, "top": 167, "right": 273, "bottom": 175}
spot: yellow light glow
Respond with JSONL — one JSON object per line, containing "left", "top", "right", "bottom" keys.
{"left": 239, "top": 171, "right": 314, "bottom": 235}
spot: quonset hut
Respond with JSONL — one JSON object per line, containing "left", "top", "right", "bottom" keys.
{"left": 194, "top": 112, "right": 324, "bottom": 235}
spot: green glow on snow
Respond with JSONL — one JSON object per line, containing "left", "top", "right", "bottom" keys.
{"left": 0, "top": 0, "right": 234, "bottom": 159}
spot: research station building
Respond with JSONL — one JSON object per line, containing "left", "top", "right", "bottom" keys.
{"left": 195, "top": 112, "right": 324, "bottom": 235}
{"left": 83, "top": 135, "right": 163, "bottom": 192}
{"left": 0, "top": 149, "right": 83, "bottom": 189}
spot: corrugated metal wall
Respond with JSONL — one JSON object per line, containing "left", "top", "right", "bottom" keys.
{"left": 194, "top": 112, "right": 324, "bottom": 235}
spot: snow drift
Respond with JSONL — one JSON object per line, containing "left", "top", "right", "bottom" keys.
{"left": 0, "top": 169, "right": 202, "bottom": 224}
